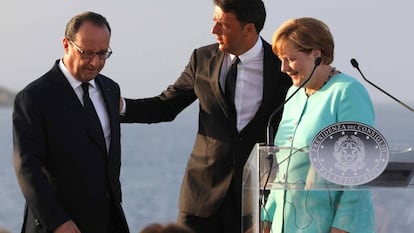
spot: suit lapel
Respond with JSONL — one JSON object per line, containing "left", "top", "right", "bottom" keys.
{"left": 209, "top": 49, "right": 236, "bottom": 121}
{"left": 95, "top": 77, "right": 119, "bottom": 158}
{"left": 261, "top": 40, "right": 279, "bottom": 106}
{"left": 50, "top": 63, "right": 107, "bottom": 154}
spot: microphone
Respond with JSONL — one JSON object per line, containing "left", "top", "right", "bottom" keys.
{"left": 350, "top": 58, "right": 414, "bottom": 112}
{"left": 266, "top": 57, "right": 322, "bottom": 146}
{"left": 260, "top": 57, "right": 322, "bottom": 205}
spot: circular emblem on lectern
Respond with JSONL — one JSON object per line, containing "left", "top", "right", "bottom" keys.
{"left": 309, "top": 121, "right": 389, "bottom": 186}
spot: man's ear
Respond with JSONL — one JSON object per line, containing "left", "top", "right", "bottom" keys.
{"left": 243, "top": 23, "right": 256, "bottom": 35}
{"left": 63, "top": 38, "right": 70, "bottom": 53}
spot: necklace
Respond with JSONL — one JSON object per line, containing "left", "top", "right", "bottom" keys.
{"left": 305, "top": 67, "right": 338, "bottom": 97}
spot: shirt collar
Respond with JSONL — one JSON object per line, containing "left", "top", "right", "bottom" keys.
{"left": 229, "top": 38, "right": 263, "bottom": 64}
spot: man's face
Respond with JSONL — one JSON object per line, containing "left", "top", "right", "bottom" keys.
{"left": 211, "top": 6, "right": 247, "bottom": 55}
{"left": 63, "top": 21, "right": 111, "bottom": 82}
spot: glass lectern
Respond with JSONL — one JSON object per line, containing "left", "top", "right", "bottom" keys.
{"left": 242, "top": 143, "right": 414, "bottom": 233}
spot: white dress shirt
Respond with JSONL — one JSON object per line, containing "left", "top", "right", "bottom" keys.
{"left": 220, "top": 38, "right": 264, "bottom": 132}
{"left": 59, "top": 59, "right": 111, "bottom": 152}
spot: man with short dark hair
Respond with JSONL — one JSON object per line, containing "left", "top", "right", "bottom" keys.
{"left": 120, "top": 1, "right": 292, "bottom": 233}
{"left": 13, "top": 11, "right": 129, "bottom": 233}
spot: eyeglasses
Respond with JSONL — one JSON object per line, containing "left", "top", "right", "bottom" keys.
{"left": 69, "top": 39, "right": 112, "bottom": 60}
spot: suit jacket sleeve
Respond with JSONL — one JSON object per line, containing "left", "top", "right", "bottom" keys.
{"left": 13, "top": 89, "right": 70, "bottom": 231}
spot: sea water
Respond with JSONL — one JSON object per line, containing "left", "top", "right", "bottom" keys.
{"left": 1, "top": 101, "right": 413, "bottom": 232}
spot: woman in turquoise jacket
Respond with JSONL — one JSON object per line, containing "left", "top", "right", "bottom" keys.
{"left": 262, "top": 17, "right": 375, "bottom": 233}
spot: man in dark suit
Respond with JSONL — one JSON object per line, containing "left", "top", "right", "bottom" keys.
{"left": 13, "top": 12, "right": 129, "bottom": 233}
{"left": 120, "top": 1, "right": 291, "bottom": 233}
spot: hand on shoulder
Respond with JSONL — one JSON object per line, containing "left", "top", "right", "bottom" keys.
{"left": 53, "top": 220, "right": 81, "bottom": 233}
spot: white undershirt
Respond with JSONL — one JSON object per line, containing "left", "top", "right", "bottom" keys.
{"left": 220, "top": 38, "right": 264, "bottom": 132}
{"left": 59, "top": 59, "right": 111, "bottom": 152}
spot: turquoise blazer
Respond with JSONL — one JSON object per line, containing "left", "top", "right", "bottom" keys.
{"left": 263, "top": 72, "right": 376, "bottom": 233}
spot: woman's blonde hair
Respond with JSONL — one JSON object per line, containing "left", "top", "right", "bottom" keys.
{"left": 272, "top": 17, "right": 334, "bottom": 65}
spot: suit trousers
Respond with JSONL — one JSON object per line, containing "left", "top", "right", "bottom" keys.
{"left": 107, "top": 199, "right": 128, "bottom": 233}
{"left": 177, "top": 183, "right": 241, "bottom": 233}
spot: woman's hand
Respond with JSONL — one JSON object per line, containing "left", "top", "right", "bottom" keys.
{"left": 262, "top": 221, "right": 271, "bottom": 233}
{"left": 330, "top": 227, "right": 348, "bottom": 233}
{"left": 53, "top": 220, "right": 81, "bottom": 233}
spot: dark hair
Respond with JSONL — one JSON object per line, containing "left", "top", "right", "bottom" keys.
{"left": 139, "top": 223, "right": 163, "bottom": 233}
{"left": 213, "top": 0, "right": 266, "bottom": 33}
{"left": 65, "top": 11, "right": 111, "bottom": 40}
{"left": 139, "top": 223, "right": 195, "bottom": 233}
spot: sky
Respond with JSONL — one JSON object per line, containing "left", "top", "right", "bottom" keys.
{"left": 1, "top": 1, "right": 413, "bottom": 231}
{"left": 1, "top": 0, "right": 414, "bottom": 105}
